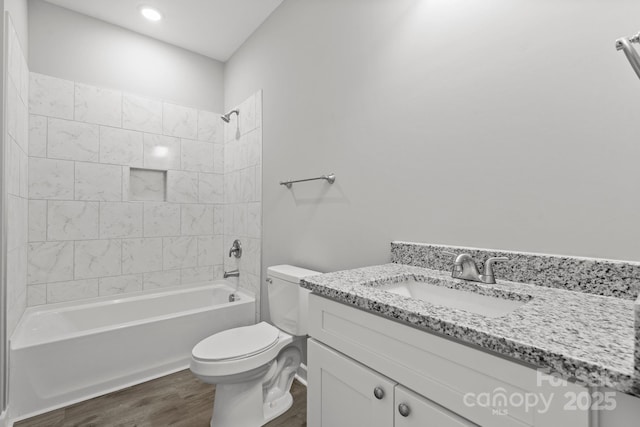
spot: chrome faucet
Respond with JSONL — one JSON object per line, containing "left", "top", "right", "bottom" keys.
{"left": 443, "top": 251, "right": 508, "bottom": 284}
{"left": 224, "top": 269, "right": 240, "bottom": 278}
{"left": 228, "top": 239, "right": 242, "bottom": 258}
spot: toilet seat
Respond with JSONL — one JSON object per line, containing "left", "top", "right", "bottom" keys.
{"left": 192, "top": 322, "right": 280, "bottom": 362}
{"left": 190, "top": 322, "right": 295, "bottom": 379}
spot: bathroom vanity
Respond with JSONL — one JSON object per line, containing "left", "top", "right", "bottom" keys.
{"left": 301, "top": 242, "right": 640, "bottom": 427}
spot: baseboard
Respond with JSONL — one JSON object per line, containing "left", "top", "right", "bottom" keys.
{"left": 294, "top": 363, "right": 307, "bottom": 387}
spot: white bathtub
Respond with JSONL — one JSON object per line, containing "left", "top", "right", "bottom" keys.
{"left": 9, "top": 281, "right": 255, "bottom": 421}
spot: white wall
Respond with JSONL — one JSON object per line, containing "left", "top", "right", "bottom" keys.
{"left": 27, "top": 0, "right": 224, "bottom": 112}
{"left": 224, "top": 0, "right": 640, "bottom": 292}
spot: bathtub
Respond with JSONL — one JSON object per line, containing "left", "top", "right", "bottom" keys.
{"left": 9, "top": 281, "right": 255, "bottom": 421}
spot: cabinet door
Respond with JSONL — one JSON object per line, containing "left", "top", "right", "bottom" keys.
{"left": 307, "top": 339, "right": 396, "bottom": 427}
{"left": 395, "top": 385, "right": 477, "bottom": 427}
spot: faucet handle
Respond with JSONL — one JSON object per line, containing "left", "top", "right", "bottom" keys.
{"left": 442, "top": 251, "right": 457, "bottom": 258}
{"left": 483, "top": 256, "right": 508, "bottom": 278}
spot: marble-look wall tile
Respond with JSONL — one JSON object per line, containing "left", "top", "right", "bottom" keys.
{"left": 122, "top": 238, "right": 163, "bottom": 274}
{"left": 255, "top": 165, "right": 262, "bottom": 202}
{"left": 20, "top": 46, "right": 29, "bottom": 104}
{"left": 198, "top": 236, "right": 223, "bottom": 267}
{"left": 7, "top": 21, "right": 21, "bottom": 88}
{"left": 6, "top": 246, "right": 27, "bottom": 330}
{"left": 47, "top": 118, "right": 99, "bottom": 162}
{"left": 74, "top": 83, "right": 122, "bottom": 127}
{"left": 26, "top": 72, "right": 234, "bottom": 306}
{"left": 143, "top": 133, "right": 181, "bottom": 170}
{"left": 213, "top": 206, "right": 224, "bottom": 235}
{"left": 197, "top": 110, "right": 219, "bottom": 142}
{"left": 27, "top": 241, "right": 74, "bottom": 284}
{"left": 122, "top": 167, "right": 130, "bottom": 202}
{"left": 233, "top": 204, "right": 247, "bottom": 236}
{"left": 99, "top": 274, "right": 143, "bottom": 296}
{"left": 19, "top": 147, "right": 29, "bottom": 198}
{"left": 122, "top": 94, "right": 162, "bottom": 134}
{"left": 8, "top": 140, "right": 21, "bottom": 197}
{"left": 29, "top": 200, "right": 47, "bottom": 242}
{"left": 181, "top": 204, "right": 214, "bottom": 236}
{"left": 29, "top": 115, "right": 47, "bottom": 158}
{"left": 75, "top": 162, "right": 122, "bottom": 201}
{"left": 241, "top": 238, "right": 261, "bottom": 276}
{"left": 129, "top": 168, "right": 165, "bottom": 201}
{"left": 74, "top": 239, "right": 122, "bottom": 279}
{"left": 213, "top": 265, "right": 224, "bottom": 280}
{"left": 27, "top": 284, "right": 46, "bottom": 306}
{"left": 163, "top": 236, "right": 197, "bottom": 269}
{"left": 100, "top": 127, "right": 143, "bottom": 166}
{"left": 16, "top": 96, "right": 29, "bottom": 153}
{"left": 163, "top": 102, "right": 197, "bottom": 139}
{"left": 238, "top": 93, "right": 257, "bottom": 135}
{"left": 247, "top": 202, "right": 261, "bottom": 238}
{"left": 166, "top": 170, "right": 198, "bottom": 203}
{"left": 144, "top": 270, "right": 181, "bottom": 290}
{"left": 198, "top": 173, "right": 223, "bottom": 204}
{"left": 47, "top": 279, "right": 99, "bottom": 303}
{"left": 47, "top": 201, "right": 99, "bottom": 240}
{"left": 100, "top": 202, "right": 143, "bottom": 238}
{"left": 247, "top": 130, "right": 261, "bottom": 167}
{"left": 223, "top": 109, "right": 240, "bottom": 143}
{"left": 29, "top": 157, "right": 74, "bottom": 200}
{"left": 181, "top": 139, "right": 214, "bottom": 172}
{"left": 181, "top": 266, "right": 214, "bottom": 285}
{"left": 213, "top": 144, "right": 224, "bottom": 174}
{"left": 7, "top": 81, "right": 18, "bottom": 142}
{"left": 7, "top": 196, "right": 25, "bottom": 251}
{"left": 143, "top": 203, "right": 180, "bottom": 237}
{"left": 29, "top": 72, "right": 74, "bottom": 119}
{"left": 240, "top": 168, "right": 256, "bottom": 203}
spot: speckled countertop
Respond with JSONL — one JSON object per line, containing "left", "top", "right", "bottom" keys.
{"left": 301, "top": 263, "right": 640, "bottom": 397}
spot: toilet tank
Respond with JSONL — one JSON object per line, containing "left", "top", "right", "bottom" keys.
{"left": 267, "top": 265, "right": 320, "bottom": 336}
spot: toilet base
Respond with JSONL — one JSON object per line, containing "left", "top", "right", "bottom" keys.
{"left": 262, "top": 391, "right": 293, "bottom": 424}
{"left": 206, "top": 346, "right": 301, "bottom": 427}
{"left": 209, "top": 381, "right": 294, "bottom": 427}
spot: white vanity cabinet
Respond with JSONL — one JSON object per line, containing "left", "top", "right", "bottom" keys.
{"left": 309, "top": 338, "right": 477, "bottom": 427}
{"left": 307, "top": 339, "right": 395, "bottom": 427}
{"left": 307, "top": 294, "right": 591, "bottom": 427}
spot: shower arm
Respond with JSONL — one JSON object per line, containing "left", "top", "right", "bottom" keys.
{"left": 616, "top": 33, "right": 640, "bottom": 80}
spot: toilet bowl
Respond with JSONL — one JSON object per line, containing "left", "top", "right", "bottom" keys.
{"left": 190, "top": 265, "right": 320, "bottom": 427}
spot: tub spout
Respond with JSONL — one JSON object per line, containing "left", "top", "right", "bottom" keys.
{"left": 224, "top": 269, "right": 239, "bottom": 279}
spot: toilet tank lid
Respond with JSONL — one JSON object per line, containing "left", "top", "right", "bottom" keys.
{"left": 267, "top": 265, "right": 321, "bottom": 283}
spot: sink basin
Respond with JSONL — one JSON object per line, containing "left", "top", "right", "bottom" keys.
{"left": 378, "top": 279, "right": 526, "bottom": 318}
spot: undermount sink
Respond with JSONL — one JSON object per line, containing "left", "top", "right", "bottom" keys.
{"left": 378, "top": 279, "right": 527, "bottom": 318}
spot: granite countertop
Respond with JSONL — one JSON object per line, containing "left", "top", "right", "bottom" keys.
{"left": 300, "top": 263, "right": 640, "bottom": 397}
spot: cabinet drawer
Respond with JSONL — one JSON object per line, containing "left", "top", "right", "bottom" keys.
{"left": 395, "top": 385, "right": 477, "bottom": 427}
{"left": 309, "top": 294, "right": 590, "bottom": 427}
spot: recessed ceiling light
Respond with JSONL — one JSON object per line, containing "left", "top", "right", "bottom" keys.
{"left": 140, "top": 6, "right": 162, "bottom": 22}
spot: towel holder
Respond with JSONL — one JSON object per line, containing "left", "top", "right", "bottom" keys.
{"left": 280, "top": 173, "right": 336, "bottom": 189}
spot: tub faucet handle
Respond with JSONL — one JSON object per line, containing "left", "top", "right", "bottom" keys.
{"left": 229, "top": 239, "right": 242, "bottom": 258}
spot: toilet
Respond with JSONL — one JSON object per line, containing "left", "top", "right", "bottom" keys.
{"left": 190, "top": 265, "right": 319, "bottom": 427}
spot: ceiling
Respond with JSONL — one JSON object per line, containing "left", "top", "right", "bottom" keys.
{"left": 43, "top": 0, "right": 284, "bottom": 61}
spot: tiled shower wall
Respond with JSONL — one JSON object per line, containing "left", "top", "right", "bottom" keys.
{"left": 5, "top": 16, "right": 30, "bottom": 334}
{"left": 223, "top": 92, "right": 262, "bottom": 319}
{"left": 26, "top": 72, "right": 229, "bottom": 306}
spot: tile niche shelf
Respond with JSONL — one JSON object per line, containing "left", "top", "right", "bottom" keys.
{"left": 129, "top": 168, "right": 166, "bottom": 202}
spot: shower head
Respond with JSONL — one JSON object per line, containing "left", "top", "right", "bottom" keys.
{"left": 616, "top": 32, "right": 640, "bottom": 80}
{"left": 221, "top": 109, "right": 239, "bottom": 123}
